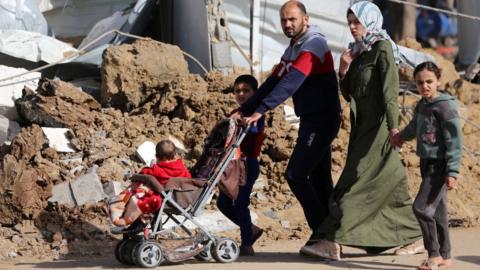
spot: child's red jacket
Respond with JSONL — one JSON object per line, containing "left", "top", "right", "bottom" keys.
{"left": 140, "top": 159, "right": 191, "bottom": 185}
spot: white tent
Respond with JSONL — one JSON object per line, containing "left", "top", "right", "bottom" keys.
{"left": 224, "top": 0, "right": 354, "bottom": 73}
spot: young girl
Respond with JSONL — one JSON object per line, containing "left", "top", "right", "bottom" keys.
{"left": 393, "top": 61, "right": 462, "bottom": 270}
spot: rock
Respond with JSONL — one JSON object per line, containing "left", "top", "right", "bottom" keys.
{"left": 263, "top": 209, "right": 278, "bottom": 220}
{"left": 48, "top": 181, "right": 75, "bottom": 206}
{"left": 70, "top": 171, "right": 106, "bottom": 206}
{"left": 101, "top": 39, "right": 189, "bottom": 110}
{"left": 9, "top": 124, "right": 45, "bottom": 161}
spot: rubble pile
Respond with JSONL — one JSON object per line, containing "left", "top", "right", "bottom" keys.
{"left": 0, "top": 39, "right": 479, "bottom": 260}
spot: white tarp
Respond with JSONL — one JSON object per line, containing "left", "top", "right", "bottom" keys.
{"left": 0, "top": 65, "right": 40, "bottom": 120}
{"left": 38, "top": 0, "right": 136, "bottom": 38}
{"left": 0, "top": 30, "right": 77, "bottom": 63}
{"left": 0, "top": 0, "right": 48, "bottom": 35}
{"left": 225, "top": 0, "right": 435, "bottom": 73}
{"left": 224, "top": 0, "right": 354, "bottom": 72}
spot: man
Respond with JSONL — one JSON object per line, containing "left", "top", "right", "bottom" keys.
{"left": 238, "top": 0, "right": 341, "bottom": 249}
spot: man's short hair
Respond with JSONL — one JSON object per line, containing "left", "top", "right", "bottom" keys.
{"left": 156, "top": 140, "right": 176, "bottom": 160}
{"left": 280, "top": 1, "right": 307, "bottom": 15}
{"left": 234, "top": 74, "right": 258, "bottom": 91}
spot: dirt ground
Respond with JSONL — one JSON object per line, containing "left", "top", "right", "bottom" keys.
{"left": 1, "top": 227, "right": 479, "bottom": 270}
{"left": 0, "top": 38, "right": 479, "bottom": 261}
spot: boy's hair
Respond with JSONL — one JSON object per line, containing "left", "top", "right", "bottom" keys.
{"left": 234, "top": 74, "right": 258, "bottom": 91}
{"left": 414, "top": 61, "right": 442, "bottom": 79}
{"left": 155, "top": 140, "right": 176, "bottom": 160}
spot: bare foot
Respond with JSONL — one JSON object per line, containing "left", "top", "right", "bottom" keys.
{"left": 440, "top": 258, "right": 453, "bottom": 268}
{"left": 418, "top": 256, "right": 444, "bottom": 270}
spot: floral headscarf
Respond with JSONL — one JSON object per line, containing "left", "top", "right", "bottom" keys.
{"left": 348, "top": 1, "right": 402, "bottom": 64}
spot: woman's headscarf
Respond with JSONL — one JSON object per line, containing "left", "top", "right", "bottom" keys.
{"left": 348, "top": 1, "right": 402, "bottom": 64}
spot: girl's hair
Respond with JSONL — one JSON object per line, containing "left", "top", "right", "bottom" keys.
{"left": 234, "top": 74, "right": 258, "bottom": 91}
{"left": 413, "top": 61, "right": 442, "bottom": 79}
{"left": 155, "top": 140, "right": 176, "bottom": 160}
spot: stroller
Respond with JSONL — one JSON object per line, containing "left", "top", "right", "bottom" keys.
{"left": 112, "top": 118, "right": 250, "bottom": 268}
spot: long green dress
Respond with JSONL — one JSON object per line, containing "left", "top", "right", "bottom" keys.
{"left": 314, "top": 40, "right": 421, "bottom": 247}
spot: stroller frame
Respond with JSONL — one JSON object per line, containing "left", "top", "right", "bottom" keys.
{"left": 114, "top": 121, "right": 250, "bottom": 268}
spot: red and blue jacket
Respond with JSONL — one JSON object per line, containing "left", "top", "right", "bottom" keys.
{"left": 230, "top": 109, "right": 265, "bottom": 158}
{"left": 240, "top": 26, "right": 340, "bottom": 118}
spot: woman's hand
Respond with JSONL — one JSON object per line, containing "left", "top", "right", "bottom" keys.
{"left": 446, "top": 176, "right": 457, "bottom": 190}
{"left": 339, "top": 49, "right": 353, "bottom": 78}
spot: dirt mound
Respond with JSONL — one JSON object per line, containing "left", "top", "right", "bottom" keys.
{"left": 101, "top": 39, "right": 189, "bottom": 110}
{"left": 0, "top": 39, "right": 479, "bottom": 260}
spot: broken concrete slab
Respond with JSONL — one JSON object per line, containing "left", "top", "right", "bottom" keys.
{"left": 136, "top": 141, "right": 156, "bottom": 166}
{"left": 49, "top": 170, "right": 106, "bottom": 207}
{"left": 48, "top": 181, "right": 75, "bottom": 206}
{"left": 41, "top": 127, "right": 76, "bottom": 153}
{"left": 69, "top": 171, "right": 106, "bottom": 206}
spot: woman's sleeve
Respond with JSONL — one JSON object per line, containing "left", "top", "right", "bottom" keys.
{"left": 378, "top": 42, "right": 400, "bottom": 130}
{"left": 339, "top": 72, "right": 351, "bottom": 102}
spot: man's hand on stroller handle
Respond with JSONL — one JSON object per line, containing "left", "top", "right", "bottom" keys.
{"left": 243, "top": 112, "right": 262, "bottom": 127}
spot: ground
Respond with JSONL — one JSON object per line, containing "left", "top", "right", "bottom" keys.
{"left": 2, "top": 228, "right": 479, "bottom": 270}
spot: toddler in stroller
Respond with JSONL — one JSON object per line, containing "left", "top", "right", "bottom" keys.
{"left": 108, "top": 139, "right": 192, "bottom": 230}
{"left": 110, "top": 118, "right": 250, "bottom": 268}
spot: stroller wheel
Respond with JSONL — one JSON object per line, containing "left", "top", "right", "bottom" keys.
{"left": 134, "top": 240, "right": 163, "bottom": 268}
{"left": 115, "top": 239, "right": 137, "bottom": 265}
{"left": 212, "top": 238, "right": 239, "bottom": 263}
{"left": 194, "top": 241, "right": 213, "bottom": 261}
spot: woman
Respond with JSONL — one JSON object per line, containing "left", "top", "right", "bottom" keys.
{"left": 301, "top": 1, "right": 423, "bottom": 260}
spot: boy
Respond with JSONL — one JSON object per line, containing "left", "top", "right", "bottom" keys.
{"left": 216, "top": 75, "right": 265, "bottom": 256}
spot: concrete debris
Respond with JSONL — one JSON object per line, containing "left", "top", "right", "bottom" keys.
{"left": 48, "top": 181, "right": 75, "bottom": 206}
{"left": 49, "top": 170, "right": 106, "bottom": 206}
{"left": 69, "top": 171, "right": 106, "bottom": 206}
{"left": 136, "top": 141, "right": 156, "bottom": 166}
{"left": 41, "top": 127, "right": 76, "bottom": 153}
